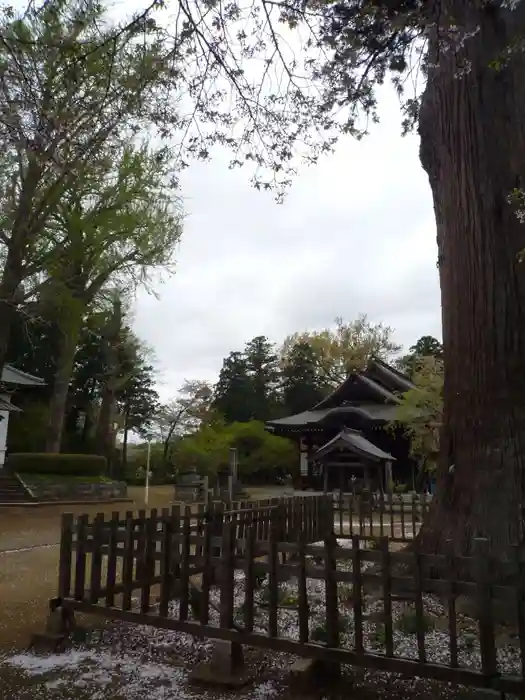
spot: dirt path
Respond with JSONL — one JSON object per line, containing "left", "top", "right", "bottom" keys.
{"left": 0, "top": 486, "right": 179, "bottom": 651}
{"left": 0, "top": 485, "right": 288, "bottom": 651}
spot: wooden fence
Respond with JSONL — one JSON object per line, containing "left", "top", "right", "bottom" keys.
{"left": 55, "top": 495, "right": 525, "bottom": 694}
{"left": 332, "top": 491, "right": 432, "bottom": 543}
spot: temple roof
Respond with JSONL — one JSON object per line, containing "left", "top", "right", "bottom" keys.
{"left": 266, "top": 358, "right": 413, "bottom": 432}
{"left": 315, "top": 428, "right": 395, "bottom": 463}
{"left": 0, "top": 396, "right": 21, "bottom": 412}
{"left": 1, "top": 365, "right": 45, "bottom": 387}
{"left": 266, "top": 404, "right": 398, "bottom": 431}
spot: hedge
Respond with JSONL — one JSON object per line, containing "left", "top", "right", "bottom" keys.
{"left": 6, "top": 453, "right": 107, "bottom": 477}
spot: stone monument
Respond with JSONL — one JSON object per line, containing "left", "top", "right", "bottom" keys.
{"left": 175, "top": 465, "right": 204, "bottom": 503}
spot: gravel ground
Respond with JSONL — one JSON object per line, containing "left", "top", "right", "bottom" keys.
{"left": 1, "top": 537, "right": 520, "bottom": 700}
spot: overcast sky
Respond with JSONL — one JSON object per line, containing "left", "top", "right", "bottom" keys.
{"left": 133, "top": 86, "right": 441, "bottom": 401}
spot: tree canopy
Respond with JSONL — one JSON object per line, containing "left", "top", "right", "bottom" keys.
{"left": 281, "top": 315, "right": 401, "bottom": 386}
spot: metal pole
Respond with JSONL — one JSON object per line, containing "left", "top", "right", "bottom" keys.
{"left": 145, "top": 440, "right": 151, "bottom": 506}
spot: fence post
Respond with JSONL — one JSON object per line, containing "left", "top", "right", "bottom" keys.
{"left": 140, "top": 512, "right": 156, "bottom": 613}
{"left": 89, "top": 514, "right": 105, "bottom": 604}
{"left": 199, "top": 510, "right": 213, "bottom": 625}
{"left": 473, "top": 538, "right": 497, "bottom": 679}
{"left": 219, "top": 519, "right": 235, "bottom": 630}
{"left": 179, "top": 506, "right": 191, "bottom": 621}
{"left": 412, "top": 538, "right": 426, "bottom": 662}
{"left": 58, "top": 513, "right": 74, "bottom": 600}
{"left": 159, "top": 514, "right": 173, "bottom": 617}
{"left": 379, "top": 536, "right": 394, "bottom": 656}
{"left": 511, "top": 544, "right": 525, "bottom": 681}
{"left": 411, "top": 493, "right": 418, "bottom": 539}
{"left": 243, "top": 524, "right": 256, "bottom": 633}
{"left": 105, "top": 511, "right": 119, "bottom": 608}
{"left": 446, "top": 539, "right": 458, "bottom": 668}
{"left": 351, "top": 535, "right": 363, "bottom": 654}
{"left": 268, "top": 511, "right": 279, "bottom": 637}
{"left": 298, "top": 531, "right": 309, "bottom": 644}
{"left": 74, "top": 514, "right": 88, "bottom": 601}
{"left": 122, "top": 512, "right": 135, "bottom": 611}
{"left": 324, "top": 532, "right": 339, "bottom": 649}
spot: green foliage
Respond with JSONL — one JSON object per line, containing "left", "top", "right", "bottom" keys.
{"left": 213, "top": 336, "right": 282, "bottom": 423}
{"left": 169, "top": 420, "right": 297, "bottom": 483}
{"left": 397, "top": 336, "right": 443, "bottom": 378}
{"left": 281, "top": 340, "right": 328, "bottom": 414}
{"left": 7, "top": 452, "right": 107, "bottom": 476}
{"left": 281, "top": 315, "right": 401, "bottom": 386}
{"left": 311, "top": 616, "right": 352, "bottom": 644}
{"left": 213, "top": 351, "right": 253, "bottom": 423}
{"left": 397, "top": 609, "right": 434, "bottom": 636}
{"left": 125, "top": 442, "right": 171, "bottom": 485}
{"left": 391, "top": 356, "right": 443, "bottom": 468}
{"left": 228, "top": 421, "right": 298, "bottom": 481}
{"left": 7, "top": 401, "right": 49, "bottom": 453}
{"left": 22, "top": 473, "right": 112, "bottom": 484}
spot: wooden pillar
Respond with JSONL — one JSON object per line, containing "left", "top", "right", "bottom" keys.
{"left": 385, "top": 460, "right": 393, "bottom": 494}
{"left": 323, "top": 463, "right": 328, "bottom": 494}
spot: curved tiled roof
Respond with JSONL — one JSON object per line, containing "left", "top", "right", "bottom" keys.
{"left": 315, "top": 428, "right": 395, "bottom": 462}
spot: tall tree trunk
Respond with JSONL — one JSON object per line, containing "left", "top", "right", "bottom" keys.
{"left": 95, "top": 297, "right": 123, "bottom": 470}
{"left": 122, "top": 406, "right": 130, "bottom": 472}
{"left": 0, "top": 244, "right": 26, "bottom": 373}
{"left": 46, "top": 320, "right": 82, "bottom": 453}
{"left": 417, "top": 1, "right": 525, "bottom": 557}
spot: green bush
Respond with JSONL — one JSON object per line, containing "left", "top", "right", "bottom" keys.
{"left": 396, "top": 608, "right": 434, "bottom": 635}
{"left": 168, "top": 419, "right": 297, "bottom": 485}
{"left": 6, "top": 452, "right": 107, "bottom": 477}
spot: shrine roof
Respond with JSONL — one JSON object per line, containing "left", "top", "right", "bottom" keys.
{"left": 315, "top": 428, "right": 395, "bottom": 463}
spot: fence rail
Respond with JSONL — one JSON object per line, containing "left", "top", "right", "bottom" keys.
{"left": 55, "top": 494, "right": 525, "bottom": 695}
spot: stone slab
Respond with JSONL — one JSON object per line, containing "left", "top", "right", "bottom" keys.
{"left": 29, "top": 633, "right": 69, "bottom": 653}
{"left": 289, "top": 657, "right": 341, "bottom": 694}
{"left": 189, "top": 663, "right": 252, "bottom": 688}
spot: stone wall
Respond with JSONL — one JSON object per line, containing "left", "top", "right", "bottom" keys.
{"left": 18, "top": 475, "right": 128, "bottom": 502}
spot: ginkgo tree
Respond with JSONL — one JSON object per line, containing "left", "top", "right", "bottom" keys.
{"left": 36, "top": 144, "right": 182, "bottom": 452}
{"left": 281, "top": 315, "right": 401, "bottom": 386}
{"left": 0, "top": 0, "right": 179, "bottom": 375}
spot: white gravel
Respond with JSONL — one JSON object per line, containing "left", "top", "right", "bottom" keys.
{"left": 1, "top": 537, "right": 522, "bottom": 699}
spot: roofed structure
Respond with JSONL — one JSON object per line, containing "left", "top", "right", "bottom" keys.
{"left": 315, "top": 428, "right": 395, "bottom": 463}
{"left": 265, "top": 357, "right": 415, "bottom": 491}
{"left": 1, "top": 365, "right": 46, "bottom": 387}
{"left": 266, "top": 357, "right": 414, "bottom": 434}
{"left": 0, "top": 365, "right": 45, "bottom": 467}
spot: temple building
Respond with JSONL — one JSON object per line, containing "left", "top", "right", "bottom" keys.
{"left": 0, "top": 365, "right": 45, "bottom": 467}
{"left": 265, "top": 358, "right": 416, "bottom": 492}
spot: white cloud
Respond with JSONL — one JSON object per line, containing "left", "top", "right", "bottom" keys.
{"left": 133, "top": 86, "right": 441, "bottom": 401}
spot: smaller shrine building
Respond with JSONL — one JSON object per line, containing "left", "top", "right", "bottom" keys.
{"left": 265, "top": 358, "right": 416, "bottom": 492}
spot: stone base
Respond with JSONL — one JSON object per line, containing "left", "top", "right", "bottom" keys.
{"left": 189, "top": 640, "right": 251, "bottom": 688}
{"left": 189, "top": 663, "right": 253, "bottom": 688}
{"left": 29, "top": 633, "right": 69, "bottom": 653}
{"left": 289, "top": 658, "right": 341, "bottom": 694}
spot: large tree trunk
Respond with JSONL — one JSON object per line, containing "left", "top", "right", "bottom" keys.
{"left": 417, "top": 1, "right": 525, "bottom": 558}
{"left": 46, "top": 320, "right": 82, "bottom": 453}
{"left": 95, "top": 297, "right": 123, "bottom": 472}
{"left": 0, "top": 244, "right": 26, "bottom": 373}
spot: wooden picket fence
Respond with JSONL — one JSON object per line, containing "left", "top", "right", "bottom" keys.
{"left": 332, "top": 491, "right": 432, "bottom": 542}
{"left": 55, "top": 495, "right": 525, "bottom": 695}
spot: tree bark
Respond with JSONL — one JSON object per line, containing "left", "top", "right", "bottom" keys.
{"left": 122, "top": 406, "right": 130, "bottom": 471}
{"left": 46, "top": 320, "right": 82, "bottom": 453}
{"left": 95, "top": 298, "right": 123, "bottom": 469}
{"left": 0, "top": 243, "right": 26, "bottom": 374}
{"left": 417, "top": 1, "right": 525, "bottom": 557}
